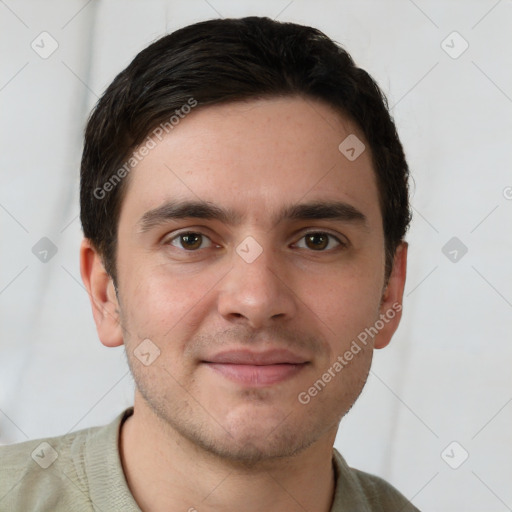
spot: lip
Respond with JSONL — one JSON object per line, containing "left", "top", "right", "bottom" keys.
{"left": 204, "top": 349, "right": 308, "bottom": 365}
{"left": 202, "top": 349, "right": 309, "bottom": 387}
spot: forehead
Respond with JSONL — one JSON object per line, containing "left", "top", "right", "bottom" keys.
{"left": 119, "top": 96, "right": 381, "bottom": 229}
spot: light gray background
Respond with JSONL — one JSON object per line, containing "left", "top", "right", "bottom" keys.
{"left": 1, "top": 1, "right": 511, "bottom": 511}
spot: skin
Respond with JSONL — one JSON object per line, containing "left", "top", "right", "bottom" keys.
{"left": 80, "top": 96, "right": 407, "bottom": 512}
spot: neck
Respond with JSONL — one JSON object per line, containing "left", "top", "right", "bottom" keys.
{"left": 119, "top": 397, "right": 337, "bottom": 512}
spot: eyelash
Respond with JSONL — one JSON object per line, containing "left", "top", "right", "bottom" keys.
{"left": 165, "top": 230, "right": 347, "bottom": 253}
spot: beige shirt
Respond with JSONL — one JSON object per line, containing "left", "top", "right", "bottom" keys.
{"left": 0, "top": 408, "right": 419, "bottom": 511}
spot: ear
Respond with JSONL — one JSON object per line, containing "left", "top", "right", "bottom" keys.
{"left": 80, "top": 238, "right": 124, "bottom": 348}
{"left": 373, "top": 242, "right": 408, "bottom": 349}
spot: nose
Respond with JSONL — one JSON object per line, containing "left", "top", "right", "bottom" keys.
{"left": 217, "top": 242, "right": 298, "bottom": 329}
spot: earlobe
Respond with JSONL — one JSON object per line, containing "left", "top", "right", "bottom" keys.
{"left": 373, "top": 242, "right": 408, "bottom": 350}
{"left": 79, "top": 238, "right": 124, "bottom": 348}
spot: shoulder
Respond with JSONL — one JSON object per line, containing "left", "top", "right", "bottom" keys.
{"left": 349, "top": 467, "right": 420, "bottom": 511}
{"left": 332, "top": 449, "right": 420, "bottom": 511}
{"left": 0, "top": 426, "right": 94, "bottom": 511}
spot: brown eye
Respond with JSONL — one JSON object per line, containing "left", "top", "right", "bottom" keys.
{"left": 169, "top": 232, "right": 211, "bottom": 250}
{"left": 305, "top": 233, "right": 329, "bottom": 250}
{"left": 295, "top": 232, "right": 344, "bottom": 251}
{"left": 181, "top": 233, "right": 202, "bottom": 250}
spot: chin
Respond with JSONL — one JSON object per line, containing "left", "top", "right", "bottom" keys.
{"left": 191, "top": 402, "right": 336, "bottom": 468}
{"left": 196, "top": 425, "right": 315, "bottom": 468}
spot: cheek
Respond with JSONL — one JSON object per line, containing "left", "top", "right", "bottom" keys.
{"left": 119, "top": 260, "right": 223, "bottom": 343}
{"left": 300, "top": 264, "right": 383, "bottom": 349}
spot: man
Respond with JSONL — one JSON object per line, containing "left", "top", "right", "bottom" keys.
{"left": 0, "top": 16, "right": 417, "bottom": 511}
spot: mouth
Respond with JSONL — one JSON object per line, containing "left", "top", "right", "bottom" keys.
{"left": 202, "top": 349, "right": 309, "bottom": 387}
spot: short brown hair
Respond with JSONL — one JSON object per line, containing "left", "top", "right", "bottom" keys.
{"left": 80, "top": 16, "right": 411, "bottom": 284}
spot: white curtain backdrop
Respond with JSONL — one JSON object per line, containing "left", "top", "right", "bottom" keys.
{"left": 1, "top": 1, "right": 511, "bottom": 511}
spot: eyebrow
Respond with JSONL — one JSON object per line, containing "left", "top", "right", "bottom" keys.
{"left": 137, "top": 199, "right": 369, "bottom": 232}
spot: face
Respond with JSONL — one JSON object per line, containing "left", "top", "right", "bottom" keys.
{"left": 84, "top": 96, "right": 406, "bottom": 465}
